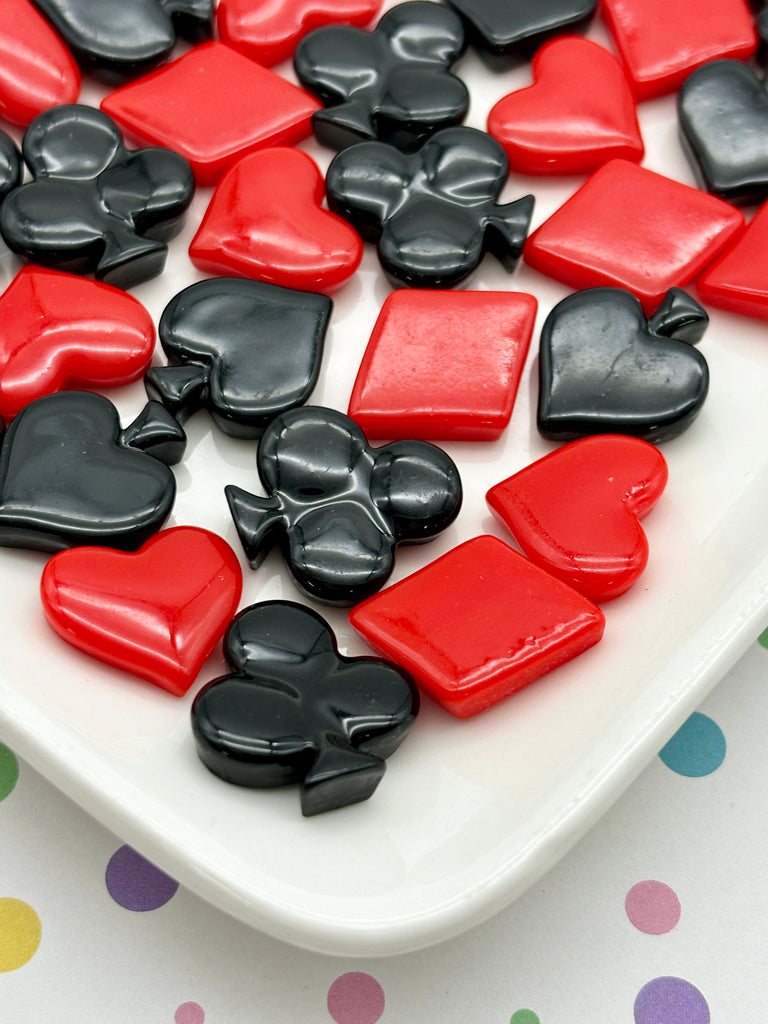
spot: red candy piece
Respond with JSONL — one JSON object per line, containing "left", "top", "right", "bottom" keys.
{"left": 601, "top": 0, "right": 757, "bottom": 101}
{"left": 349, "top": 535, "right": 605, "bottom": 718}
{"left": 217, "top": 0, "right": 381, "bottom": 67}
{"left": 487, "top": 37, "right": 643, "bottom": 176}
{"left": 347, "top": 289, "right": 537, "bottom": 440}
{"left": 101, "top": 42, "right": 320, "bottom": 186}
{"left": 0, "top": 0, "right": 80, "bottom": 126}
{"left": 41, "top": 527, "right": 243, "bottom": 696}
{"left": 697, "top": 202, "right": 768, "bottom": 320}
{"left": 189, "top": 147, "right": 363, "bottom": 293}
{"left": 486, "top": 435, "right": 668, "bottom": 603}
{"left": 0, "top": 266, "right": 155, "bottom": 422}
{"left": 524, "top": 159, "right": 744, "bottom": 314}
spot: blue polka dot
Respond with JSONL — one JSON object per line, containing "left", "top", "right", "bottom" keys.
{"left": 659, "top": 713, "right": 726, "bottom": 777}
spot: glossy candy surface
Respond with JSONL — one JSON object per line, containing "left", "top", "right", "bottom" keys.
{"left": 678, "top": 60, "right": 768, "bottom": 204}
{"left": 0, "top": 391, "right": 184, "bottom": 553}
{"left": 523, "top": 159, "right": 744, "bottom": 313}
{"left": 326, "top": 126, "right": 534, "bottom": 288}
{"left": 347, "top": 288, "right": 537, "bottom": 441}
{"left": 349, "top": 535, "right": 605, "bottom": 718}
{"left": 294, "top": 1, "right": 468, "bottom": 151}
{"left": 145, "top": 277, "right": 331, "bottom": 439}
{"left": 191, "top": 601, "right": 419, "bottom": 816}
{"left": 29, "top": 0, "right": 213, "bottom": 78}
{"left": 0, "top": 0, "right": 80, "bottom": 125}
{"left": 0, "top": 267, "right": 155, "bottom": 422}
{"left": 225, "top": 406, "right": 462, "bottom": 604}
{"left": 0, "top": 133, "right": 23, "bottom": 202}
{"left": 189, "top": 148, "right": 363, "bottom": 293}
{"left": 101, "top": 42, "right": 320, "bottom": 186}
{"left": 41, "top": 527, "right": 243, "bottom": 696}
{"left": 697, "top": 201, "right": 768, "bottom": 319}
{"left": 487, "top": 36, "right": 643, "bottom": 176}
{"left": 601, "top": 0, "right": 757, "bottom": 100}
{"left": 537, "top": 287, "right": 710, "bottom": 442}
{"left": 0, "top": 104, "right": 194, "bottom": 289}
{"left": 445, "top": 0, "right": 596, "bottom": 58}
{"left": 487, "top": 435, "right": 668, "bottom": 603}
{"left": 217, "top": 0, "right": 381, "bottom": 67}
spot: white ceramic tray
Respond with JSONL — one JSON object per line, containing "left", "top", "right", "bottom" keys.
{"left": 2, "top": 14, "right": 768, "bottom": 956}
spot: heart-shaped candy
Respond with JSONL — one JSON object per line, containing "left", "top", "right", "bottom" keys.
{"left": 487, "top": 435, "right": 668, "bottom": 603}
{"left": 487, "top": 37, "right": 643, "bottom": 175}
{"left": 0, "top": 266, "right": 155, "bottom": 422}
{"left": 189, "top": 147, "right": 362, "bottom": 293}
{"left": 41, "top": 527, "right": 243, "bottom": 695}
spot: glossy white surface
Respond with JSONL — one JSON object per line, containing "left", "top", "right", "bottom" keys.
{"left": 1, "top": 15, "right": 767, "bottom": 956}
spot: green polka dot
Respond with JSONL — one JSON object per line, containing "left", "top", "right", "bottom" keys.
{"left": 659, "top": 712, "right": 726, "bottom": 777}
{"left": 758, "top": 626, "right": 768, "bottom": 649}
{"left": 510, "top": 1011, "right": 540, "bottom": 1024}
{"left": 0, "top": 745, "right": 19, "bottom": 802}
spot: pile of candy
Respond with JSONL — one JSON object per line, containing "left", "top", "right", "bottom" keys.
{"left": 0, "top": 0, "right": 765, "bottom": 815}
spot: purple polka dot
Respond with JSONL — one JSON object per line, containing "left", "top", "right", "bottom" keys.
{"left": 634, "top": 977, "right": 710, "bottom": 1024}
{"left": 327, "top": 972, "right": 385, "bottom": 1024}
{"left": 105, "top": 844, "right": 179, "bottom": 912}
{"left": 625, "top": 880, "right": 681, "bottom": 934}
{"left": 175, "top": 1002, "right": 205, "bottom": 1024}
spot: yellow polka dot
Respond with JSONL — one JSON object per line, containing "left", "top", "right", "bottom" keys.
{"left": 0, "top": 898, "right": 41, "bottom": 971}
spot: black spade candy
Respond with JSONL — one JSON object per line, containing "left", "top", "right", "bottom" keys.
{"left": 191, "top": 600, "right": 420, "bottom": 816}
{"left": 537, "top": 287, "right": 710, "bottom": 443}
{"left": 0, "top": 104, "right": 195, "bottom": 289}
{"left": 326, "top": 125, "right": 534, "bottom": 288}
{"left": 294, "top": 0, "right": 469, "bottom": 151}
{"left": 0, "top": 391, "right": 184, "bottom": 552}
{"left": 145, "top": 277, "right": 332, "bottom": 439}
{"left": 445, "top": 0, "right": 597, "bottom": 59}
{"left": 225, "top": 406, "right": 462, "bottom": 604}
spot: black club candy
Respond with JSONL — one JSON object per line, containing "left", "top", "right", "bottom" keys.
{"left": 294, "top": 0, "right": 469, "bottom": 151}
{"left": 326, "top": 125, "right": 534, "bottom": 288}
{"left": 0, "top": 104, "right": 195, "bottom": 289}
{"left": 225, "top": 406, "right": 463, "bottom": 605}
{"left": 146, "top": 277, "right": 332, "bottom": 440}
{"left": 191, "top": 600, "right": 420, "bottom": 816}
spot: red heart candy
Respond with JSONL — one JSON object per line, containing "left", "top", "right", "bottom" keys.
{"left": 217, "top": 0, "right": 381, "bottom": 67}
{"left": 0, "top": 267, "right": 155, "bottom": 422}
{"left": 486, "top": 435, "right": 668, "bottom": 603}
{"left": 487, "top": 37, "right": 643, "bottom": 175}
{"left": 0, "top": 0, "right": 80, "bottom": 126}
{"left": 41, "top": 527, "right": 243, "bottom": 696}
{"left": 189, "top": 147, "right": 363, "bottom": 293}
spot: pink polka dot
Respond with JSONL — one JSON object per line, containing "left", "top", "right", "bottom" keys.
{"left": 327, "top": 972, "right": 385, "bottom": 1024}
{"left": 625, "top": 880, "right": 681, "bottom": 934}
{"left": 175, "top": 1002, "right": 205, "bottom": 1024}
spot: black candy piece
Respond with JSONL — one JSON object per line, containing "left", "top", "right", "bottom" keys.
{"left": 0, "top": 104, "right": 195, "bottom": 289}
{"left": 145, "top": 277, "right": 332, "bottom": 439}
{"left": 225, "top": 406, "right": 462, "bottom": 605}
{"left": 0, "top": 391, "right": 184, "bottom": 553}
{"left": 538, "top": 287, "right": 710, "bottom": 443}
{"left": 0, "top": 131, "right": 22, "bottom": 202}
{"left": 191, "top": 600, "right": 420, "bottom": 816}
{"left": 293, "top": 0, "right": 469, "bottom": 151}
{"left": 678, "top": 60, "right": 768, "bottom": 204}
{"left": 326, "top": 125, "right": 534, "bottom": 289}
{"left": 445, "top": 0, "right": 596, "bottom": 59}
{"left": 30, "top": 0, "right": 213, "bottom": 79}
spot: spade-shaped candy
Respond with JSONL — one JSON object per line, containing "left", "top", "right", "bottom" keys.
{"left": 191, "top": 600, "right": 420, "bottom": 815}
{"left": 30, "top": 0, "right": 213, "bottom": 78}
{"left": 326, "top": 125, "right": 534, "bottom": 288}
{"left": 294, "top": 0, "right": 469, "bottom": 151}
{"left": 0, "top": 391, "right": 184, "bottom": 552}
{"left": 146, "top": 277, "right": 332, "bottom": 439}
{"left": 0, "top": 104, "right": 194, "bottom": 289}
{"left": 225, "top": 406, "right": 462, "bottom": 604}
{"left": 537, "top": 287, "right": 710, "bottom": 443}
{"left": 445, "top": 0, "right": 597, "bottom": 59}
